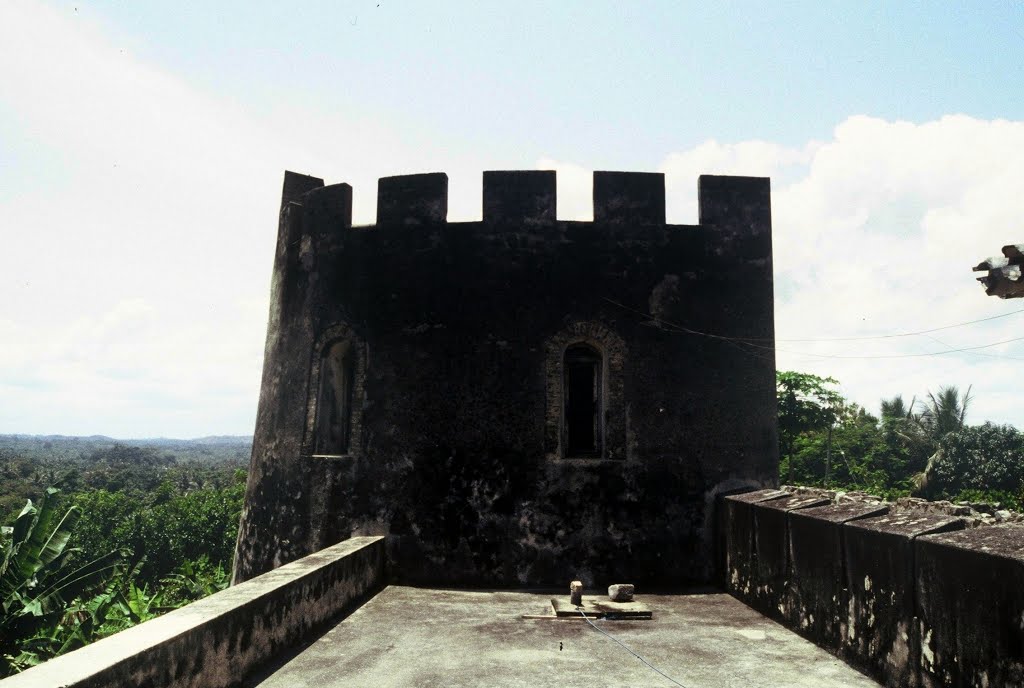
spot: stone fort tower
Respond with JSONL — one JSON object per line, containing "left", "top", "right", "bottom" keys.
{"left": 233, "top": 170, "right": 778, "bottom": 587}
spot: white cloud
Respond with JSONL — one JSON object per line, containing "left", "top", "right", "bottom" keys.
{"left": 543, "top": 116, "right": 1024, "bottom": 429}
{"left": 725, "top": 116, "right": 1024, "bottom": 427}
{"left": 660, "top": 139, "right": 819, "bottom": 224}
{"left": 0, "top": 0, "right": 517, "bottom": 435}
{"left": 2, "top": 1, "right": 1022, "bottom": 436}
{"left": 0, "top": 1, "right": 302, "bottom": 436}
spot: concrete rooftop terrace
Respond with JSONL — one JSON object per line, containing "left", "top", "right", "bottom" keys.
{"left": 247, "top": 586, "right": 880, "bottom": 688}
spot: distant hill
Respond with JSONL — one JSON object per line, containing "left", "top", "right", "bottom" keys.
{"left": 0, "top": 434, "right": 252, "bottom": 464}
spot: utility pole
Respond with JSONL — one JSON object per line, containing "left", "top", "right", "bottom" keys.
{"left": 825, "top": 421, "right": 833, "bottom": 486}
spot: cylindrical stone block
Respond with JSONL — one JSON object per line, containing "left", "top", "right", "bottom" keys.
{"left": 570, "top": 580, "right": 583, "bottom": 606}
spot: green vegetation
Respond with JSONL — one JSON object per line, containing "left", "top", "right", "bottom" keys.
{"left": 778, "top": 372, "right": 1024, "bottom": 508}
{"left": 0, "top": 436, "right": 248, "bottom": 518}
{"left": 777, "top": 371, "right": 843, "bottom": 484}
{"left": 3, "top": 389, "right": 1022, "bottom": 674}
{"left": 0, "top": 437, "right": 247, "bottom": 676}
{"left": 1, "top": 488, "right": 121, "bottom": 674}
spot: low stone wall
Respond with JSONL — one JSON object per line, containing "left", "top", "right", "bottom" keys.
{"left": 1, "top": 536, "right": 385, "bottom": 688}
{"left": 720, "top": 489, "right": 1024, "bottom": 688}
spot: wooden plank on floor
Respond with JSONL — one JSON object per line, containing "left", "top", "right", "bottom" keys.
{"left": 550, "top": 596, "right": 653, "bottom": 619}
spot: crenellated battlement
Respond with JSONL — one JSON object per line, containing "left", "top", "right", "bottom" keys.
{"left": 279, "top": 169, "right": 770, "bottom": 231}
{"left": 235, "top": 164, "right": 777, "bottom": 590}
{"left": 482, "top": 170, "right": 556, "bottom": 224}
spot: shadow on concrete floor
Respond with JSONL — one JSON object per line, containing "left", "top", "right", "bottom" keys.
{"left": 247, "top": 586, "right": 880, "bottom": 688}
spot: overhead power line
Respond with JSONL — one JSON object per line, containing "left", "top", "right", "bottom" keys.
{"left": 772, "top": 335, "right": 1024, "bottom": 360}
{"left": 602, "top": 297, "right": 1024, "bottom": 361}
{"left": 601, "top": 298, "right": 1024, "bottom": 345}
{"left": 778, "top": 308, "right": 1024, "bottom": 342}
{"left": 920, "top": 333, "right": 1024, "bottom": 363}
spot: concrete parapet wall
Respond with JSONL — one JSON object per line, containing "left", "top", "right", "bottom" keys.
{"left": 916, "top": 525, "right": 1024, "bottom": 687}
{"left": 841, "top": 511, "right": 963, "bottom": 687}
{"left": 721, "top": 488, "right": 789, "bottom": 600}
{"left": 788, "top": 502, "right": 888, "bottom": 652}
{"left": 1, "top": 536, "right": 384, "bottom": 688}
{"left": 750, "top": 493, "right": 830, "bottom": 615}
{"left": 719, "top": 490, "right": 1024, "bottom": 687}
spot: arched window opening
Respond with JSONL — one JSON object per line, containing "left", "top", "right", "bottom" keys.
{"left": 315, "top": 340, "right": 356, "bottom": 456}
{"left": 564, "top": 344, "right": 603, "bottom": 456}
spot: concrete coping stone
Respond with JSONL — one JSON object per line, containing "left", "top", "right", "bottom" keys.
{"left": 789, "top": 501, "right": 889, "bottom": 524}
{"left": 844, "top": 510, "right": 965, "bottom": 538}
{"left": 780, "top": 485, "right": 838, "bottom": 499}
{"left": 755, "top": 494, "right": 831, "bottom": 513}
{"left": 918, "top": 523, "right": 1024, "bottom": 562}
{"left": 836, "top": 491, "right": 888, "bottom": 503}
{"left": 0, "top": 536, "right": 385, "bottom": 688}
{"left": 724, "top": 489, "right": 791, "bottom": 505}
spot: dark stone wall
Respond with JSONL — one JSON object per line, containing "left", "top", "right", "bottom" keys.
{"left": 235, "top": 170, "right": 778, "bottom": 588}
{"left": 721, "top": 489, "right": 1024, "bottom": 688}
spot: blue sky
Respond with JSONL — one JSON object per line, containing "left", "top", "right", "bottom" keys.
{"left": 1, "top": 1, "right": 1023, "bottom": 437}
{"left": 44, "top": 1, "right": 1023, "bottom": 152}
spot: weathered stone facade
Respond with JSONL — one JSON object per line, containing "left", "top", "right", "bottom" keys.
{"left": 233, "top": 169, "right": 778, "bottom": 587}
{"left": 721, "top": 488, "right": 1024, "bottom": 687}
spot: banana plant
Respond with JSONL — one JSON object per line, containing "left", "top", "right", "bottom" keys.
{"left": 0, "top": 488, "right": 122, "bottom": 675}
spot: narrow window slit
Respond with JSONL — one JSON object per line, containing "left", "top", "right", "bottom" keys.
{"left": 315, "top": 340, "right": 355, "bottom": 456}
{"left": 564, "top": 344, "right": 602, "bottom": 457}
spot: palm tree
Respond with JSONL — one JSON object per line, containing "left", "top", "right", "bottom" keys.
{"left": 911, "top": 385, "right": 972, "bottom": 495}
{"left": 878, "top": 394, "right": 929, "bottom": 483}
{"left": 918, "top": 385, "right": 972, "bottom": 441}
{"left": 880, "top": 395, "right": 914, "bottom": 421}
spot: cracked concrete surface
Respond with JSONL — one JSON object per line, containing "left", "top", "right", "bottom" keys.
{"left": 250, "top": 586, "right": 879, "bottom": 687}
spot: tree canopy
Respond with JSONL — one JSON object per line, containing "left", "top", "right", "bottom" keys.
{"left": 776, "top": 371, "right": 843, "bottom": 482}
{"left": 777, "top": 372, "right": 1021, "bottom": 508}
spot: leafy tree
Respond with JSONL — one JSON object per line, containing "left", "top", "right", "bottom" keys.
{"left": 79, "top": 444, "right": 175, "bottom": 494}
{"left": 0, "top": 441, "right": 249, "bottom": 671}
{"left": 66, "top": 476, "right": 245, "bottom": 587}
{"left": 774, "top": 374, "right": 1024, "bottom": 506}
{"left": 159, "top": 555, "right": 230, "bottom": 607}
{"left": 777, "top": 371, "right": 843, "bottom": 483}
{"left": 787, "top": 403, "right": 894, "bottom": 491}
{"left": 922, "top": 422, "right": 1024, "bottom": 506}
{"left": 132, "top": 482, "right": 245, "bottom": 583}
